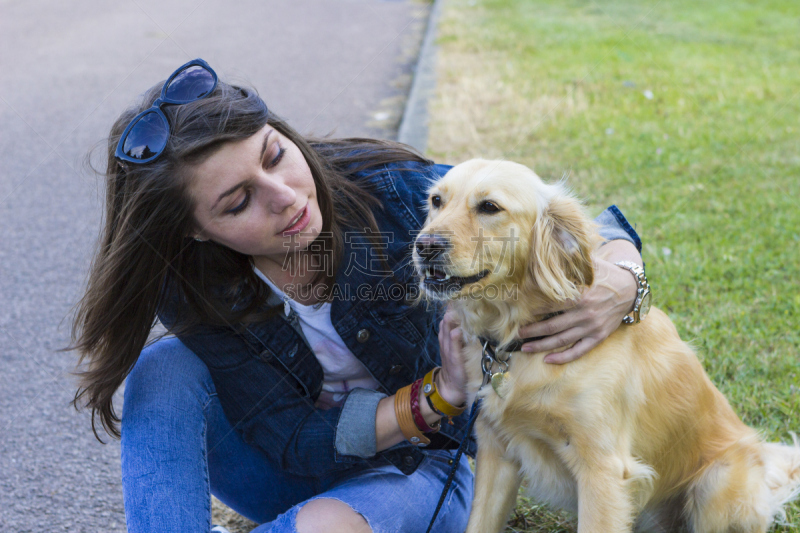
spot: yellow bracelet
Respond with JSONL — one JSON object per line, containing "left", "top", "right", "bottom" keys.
{"left": 422, "top": 367, "right": 466, "bottom": 418}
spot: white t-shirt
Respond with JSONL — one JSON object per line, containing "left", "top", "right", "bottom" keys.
{"left": 254, "top": 269, "right": 380, "bottom": 409}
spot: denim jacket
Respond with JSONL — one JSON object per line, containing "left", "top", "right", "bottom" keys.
{"left": 158, "top": 161, "right": 641, "bottom": 478}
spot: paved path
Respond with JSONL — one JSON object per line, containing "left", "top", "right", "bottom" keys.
{"left": 0, "top": 1, "right": 430, "bottom": 530}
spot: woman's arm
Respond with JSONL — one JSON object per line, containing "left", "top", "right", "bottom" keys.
{"left": 517, "top": 238, "right": 643, "bottom": 363}
{"left": 374, "top": 308, "right": 467, "bottom": 451}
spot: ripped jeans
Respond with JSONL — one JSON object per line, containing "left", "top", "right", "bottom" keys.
{"left": 121, "top": 337, "right": 474, "bottom": 532}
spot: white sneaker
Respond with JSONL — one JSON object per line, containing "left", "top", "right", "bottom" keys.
{"left": 211, "top": 526, "right": 232, "bottom": 533}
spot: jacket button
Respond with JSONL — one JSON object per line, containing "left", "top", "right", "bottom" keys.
{"left": 357, "top": 329, "right": 370, "bottom": 343}
{"left": 403, "top": 455, "right": 415, "bottom": 467}
{"left": 389, "top": 365, "right": 404, "bottom": 375}
{"left": 259, "top": 350, "right": 273, "bottom": 362}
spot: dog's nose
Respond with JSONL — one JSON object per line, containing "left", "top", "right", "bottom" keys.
{"left": 415, "top": 234, "right": 450, "bottom": 261}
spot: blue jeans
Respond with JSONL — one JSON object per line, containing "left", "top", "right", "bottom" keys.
{"left": 121, "top": 337, "right": 474, "bottom": 532}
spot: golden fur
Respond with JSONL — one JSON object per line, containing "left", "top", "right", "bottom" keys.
{"left": 413, "top": 159, "right": 800, "bottom": 532}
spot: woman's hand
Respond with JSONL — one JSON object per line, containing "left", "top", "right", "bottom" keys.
{"left": 435, "top": 306, "right": 469, "bottom": 407}
{"left": 376, "top": 306, "right": 470, "bottom": 451}
{"left": 517, "top": 240, "right": 641, "bottom": 364}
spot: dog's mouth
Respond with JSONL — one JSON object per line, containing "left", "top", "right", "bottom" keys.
{"left": 421, "top": 265, "right": 490, "bottom": 294}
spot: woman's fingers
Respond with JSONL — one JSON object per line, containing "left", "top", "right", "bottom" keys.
{"left": 520, "top": 326, "right": 583, "bottom": 353}
{"left": 442, "top": 306, "right": 461, "bottom": 328}
{"left": 439, "top": 307, "right": 462, "bottom": 362}
{"left": 450, "top": 327, "right": 465, "bottom": 361}
{"left": 518, "top": 311, "right": 574, "bottom": 341}
{"left": 437, "top": 309, "right": 469, "bottom": 406}
{"left": 543, "top": 337, "right": 599, "bottom": 364}
{"left": 439, "top": 317, "right": 455, "bottom": 368}
{"left": 438, "top": 319, "right": 449, "bottom": 359}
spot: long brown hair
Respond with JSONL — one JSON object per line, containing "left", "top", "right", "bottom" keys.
{"left": 71, "top": 76, "right": 429, "bottom": 441}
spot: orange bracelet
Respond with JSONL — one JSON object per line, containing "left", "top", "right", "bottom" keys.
{"left": 394, "top": 384, "right": 430, "bottom": 447}
{"left": 422, "top": 367, "right": 466, "bottom": 418}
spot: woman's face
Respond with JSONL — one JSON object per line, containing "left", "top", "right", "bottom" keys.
{"left": 189, "top": 124, "right": 323, "bottom": 270}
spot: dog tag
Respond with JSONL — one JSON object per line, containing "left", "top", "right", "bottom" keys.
{"left": 491, "top": 372, "right": 508, "bottom": 398}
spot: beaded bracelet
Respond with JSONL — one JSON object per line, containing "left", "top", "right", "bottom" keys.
{"left": 410, "top": 378, "right": 440, "bottom": 434}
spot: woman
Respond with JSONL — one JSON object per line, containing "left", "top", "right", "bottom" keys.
{"left": 71, "top": 59, "right": 644, "bottom": 533}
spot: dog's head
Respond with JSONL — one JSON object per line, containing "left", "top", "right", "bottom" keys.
{"left": 413, "top": 159, "right": 597, "bottom": 308}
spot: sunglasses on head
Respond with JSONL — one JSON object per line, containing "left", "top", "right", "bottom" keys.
{"left": 115, "top": 58, "right": 218, "bottom": 164}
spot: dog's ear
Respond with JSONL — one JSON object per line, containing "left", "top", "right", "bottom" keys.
{"left": 527, "top": 194, "right": 595, "bottom": 302}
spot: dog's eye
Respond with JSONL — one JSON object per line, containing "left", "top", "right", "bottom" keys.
{"left": 431, "top": 195, "right": 442, "bottom": 208}
{"left": 479, "top": 201, "right": 501, "bottom": 214}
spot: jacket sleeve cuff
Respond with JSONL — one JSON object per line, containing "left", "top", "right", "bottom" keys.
{"left": 334, "top": 388, "right": 387, "bottom": 459}
{"left": 594, "top": 205, "right": 642, "bottom": 253}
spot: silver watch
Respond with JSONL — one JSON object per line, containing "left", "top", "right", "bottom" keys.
{"left": 615, "top": 261, "right": 651, "bottom": 325}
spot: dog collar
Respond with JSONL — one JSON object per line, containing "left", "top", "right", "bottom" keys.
{"left": 479, "top": 335, "right": 544, "bottom": 397}
{"left": 478, "top": 312, "right": 560, "bottom": 396}
{"left": 478, "top": 309, "right": 563, "bottom": 355}
{"left": 478, "top": 335, "right": 545, "bottom": 356}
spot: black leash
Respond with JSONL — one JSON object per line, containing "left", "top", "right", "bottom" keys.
{"left": 424, "top": 397, "right": 480, "bottom": 533}
{"left": 425, "top": 330, "right": 553, "bottom": 531}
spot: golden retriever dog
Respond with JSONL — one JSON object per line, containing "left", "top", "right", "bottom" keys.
{"left": 412, "top": 159, "right": 800, "bottom": 532}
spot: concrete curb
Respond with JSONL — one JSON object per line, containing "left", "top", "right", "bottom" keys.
{"left": 397, "top": 0, "right": 444, "bottom": 154}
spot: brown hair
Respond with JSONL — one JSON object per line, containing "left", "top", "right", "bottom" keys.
{"left": 71, "top": 77, "right": 428, "bottom": 441}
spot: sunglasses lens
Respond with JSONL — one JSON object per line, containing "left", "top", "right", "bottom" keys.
{"left": 164, "top": 65, "right": 216, "bottom": 103}
{"left": 121, "top": 111, "right": 169, "bottom": 161}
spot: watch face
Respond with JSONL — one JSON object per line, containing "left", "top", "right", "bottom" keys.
{"left": 639, "top": 291, "right": 652, "bottom": 320}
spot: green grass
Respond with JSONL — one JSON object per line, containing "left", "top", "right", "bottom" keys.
{"left": 428, "top": 0, "right": 800, "bottom": 530}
